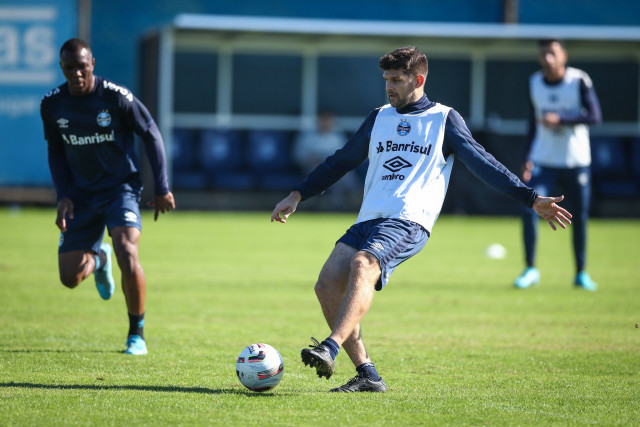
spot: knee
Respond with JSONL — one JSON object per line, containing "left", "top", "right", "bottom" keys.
{"left": 58, "top": 252, "right": 91, "bottom": 288}
{"left": 315, "top": 269, "right": 335, "bottom": 298}
{"left": 350, "top": 251, "right": 378, "bottom": 273}
{"left": 315, "top": 262, "right": 351, "bottom": 299}
{"left": 115, "top": 243, "right": 139, "bottom": 275}
{"left": 59, "top": 272, "right": 81, "bottom": 288}
{"left": 349, "top": 252, "right": 381, "bottom": 287}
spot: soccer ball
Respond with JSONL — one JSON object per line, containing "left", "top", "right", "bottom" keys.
{"left": 235, "top": 343, "right": 284, "bottom": 392}
{"left": 485, "top": 243, "right": 507, "bottom": 259}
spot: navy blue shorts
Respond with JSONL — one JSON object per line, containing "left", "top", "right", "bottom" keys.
{"left": 337, "top": 218, "right": 429, "bottom": 291}
{"left": 58, "top": 190, "right": 142, "bottom": 254}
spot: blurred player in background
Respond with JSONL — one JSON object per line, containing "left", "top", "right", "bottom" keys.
{"left": 271, "top": 46, "right": 572, "bottom": 392}
{"left": 40, "top": 38, "right": 175, "bottom": 355}
{"left": 515, "top": 39, "right": 602, "bottom": 291}
{"left": 293, "top": 110, "right": 361, "bottom": 210}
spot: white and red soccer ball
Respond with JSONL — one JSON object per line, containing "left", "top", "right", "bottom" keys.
{"left": 235, "top": 343, "right": 284, "bottom": 391}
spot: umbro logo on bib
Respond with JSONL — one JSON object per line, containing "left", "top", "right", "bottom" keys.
{"left": 383, "top": 156, "right": 412, "bottom": 172}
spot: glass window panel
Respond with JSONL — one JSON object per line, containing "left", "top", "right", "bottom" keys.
{"left": 173, "top": 52, "right": 217, "bottom": 113}
{"left": 571, "top": 61, "right": 638, "bottom": 122}
{"left": 318, "top": 56, "right": 386, "bottom": 116}
{"left": 232, "top": 54, "right": 302, "bottom": 115}
{"left": 426, "top": 59, "right": 471, "bottom": 118}
{"left": 484, "top": 60, "right": 539, "bottom": 120}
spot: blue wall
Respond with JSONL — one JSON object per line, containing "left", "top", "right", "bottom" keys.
{"left": 91, "top": 0, "right": 640, "bottom": 95}
{"left": 0, "top": 0, "right": 77, "bottom": 186}
{"left": 519, "top": 0, "right": 640, "bottom": 25}
{"left": 91, "top": 0, "right": 503, "bottom": 94}
{"left": 3, "top": 0, "right": 639, "bottom": 187}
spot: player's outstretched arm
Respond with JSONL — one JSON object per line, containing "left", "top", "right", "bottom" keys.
{"left": 532, "top": 195, "right": 572, "bottom": 231}
{"left": 271, "top": 191, "right": 302, "bottom": 224}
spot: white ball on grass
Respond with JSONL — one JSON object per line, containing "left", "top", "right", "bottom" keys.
{"left": 485, "top": 243, "right": 507, "bottom": 259}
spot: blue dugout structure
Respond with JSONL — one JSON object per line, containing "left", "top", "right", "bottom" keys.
{"left": 139, "top": 14, "right": 640, "bottom": 215}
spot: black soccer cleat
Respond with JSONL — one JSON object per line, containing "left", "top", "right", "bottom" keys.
{"left": 330, "top": 372, "right": 387, "bottom": 393}
{"left": 301, "top": 337, "right": 335, "bottom": 379}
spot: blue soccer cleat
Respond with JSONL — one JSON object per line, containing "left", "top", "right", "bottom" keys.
{"left": 574, "top": 271, "right": 597, "bottom": 291}
{"left": 514, "top": 267, "right": 540, "bottom": 289}
{"left": 94, "top": 242, "right": 115, "bottom": 300}
{"left": 125, "top": 335, "right": 147, "bottom": 355}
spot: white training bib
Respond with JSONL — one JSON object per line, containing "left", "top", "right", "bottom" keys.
{"left": 529, "top": 67, "right": 592, "bottom": 168}
{"left": 356, "top": 103, "right": 453, "bottom": 233}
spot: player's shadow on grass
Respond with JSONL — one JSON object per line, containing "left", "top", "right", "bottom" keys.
{"left": 0, "top": 382, "right": 286, "bottom": 397}
{"left": 2, "top": 349, "right": 113, "bottom": 354}
{"left": 0, "top": 381, "right": 241, "bottom": 395}
{"left": 2, "top": 348, "right": 177, "bottom": 355}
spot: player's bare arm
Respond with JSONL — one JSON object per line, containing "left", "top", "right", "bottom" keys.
{"left": 271, "top": 191, "right": 302, "bottom": 223}
{"left": 532, "top": 195, "right": 572, "bottom": 231}
{"left": 56, "top": 197, "right": 74, "bottom": 233}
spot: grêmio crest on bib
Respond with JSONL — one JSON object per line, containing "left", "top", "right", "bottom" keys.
{"left": 397, "top": 120, "right": 411, "bottom": 136}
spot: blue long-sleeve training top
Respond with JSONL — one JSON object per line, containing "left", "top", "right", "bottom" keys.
{"left": 41, "top": 75, "right": 169, "bottom": 202}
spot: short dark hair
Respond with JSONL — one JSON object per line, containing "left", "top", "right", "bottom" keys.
{"left": 60, "top": 38, "right": 92, "bottom": 56}
{"left": 538, "top": 38, "right": 565, "bottom": 49}
{"left": 378, "top": 46, "right": 428, "bottom": 78}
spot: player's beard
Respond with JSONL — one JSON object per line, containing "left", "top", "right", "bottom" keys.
{"left": 388, "top": 93, "right": 407, "bottom": 108}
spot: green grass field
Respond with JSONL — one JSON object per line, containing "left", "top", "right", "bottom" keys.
{"left": 1, "top": 207, "right": 638, "bottom": 425}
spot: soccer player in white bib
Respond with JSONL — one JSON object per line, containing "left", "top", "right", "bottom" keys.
{"left": 515, "top": 39, "right": 602, "bottom": 291}
{"left": 271, "top": 46, "right": 572, "bottom": 392}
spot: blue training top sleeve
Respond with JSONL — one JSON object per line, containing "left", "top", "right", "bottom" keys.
{"left": 41, "top": 102, "right": 72, "bottom": 201}
{"left": 293, "top": 108, "right": 379, "bottom": 200}
{"left": 443, "top": 110, "right": 538, "bottom": 208}
{"left": 123, "top": 95, "right": 170, "bottom": 196}
{"left": 523, "top": 98, "right": 536, "bottom": 163}
{"left": 558, "top": 77, "right": 602, "bottom": 125}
